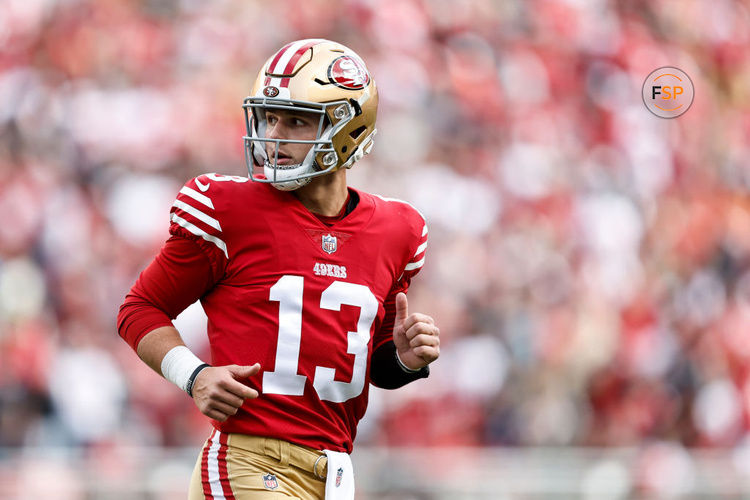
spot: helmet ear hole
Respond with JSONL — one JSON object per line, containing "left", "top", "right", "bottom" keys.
{"left": 342, "top": 146, "right": 348, "bottom": 153}
{"left": 349, "top": 125, "right": 366, "bottom": 139}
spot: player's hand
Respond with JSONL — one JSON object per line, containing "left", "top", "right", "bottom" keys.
{"left": 191, "top": 363, "right": 261, "bottom": 422}
{"left": 392, "top": 292, "right": 440, "bottom": 370}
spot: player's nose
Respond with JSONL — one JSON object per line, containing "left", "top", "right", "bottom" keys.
{"left": 265, "top": 140, "right": 279, "bottom": 159}
{"left": 265, "top": 120, "right": 286, "bottom": 140}
{"left": 265, "top": 125, "right": 281, "bottom": 156}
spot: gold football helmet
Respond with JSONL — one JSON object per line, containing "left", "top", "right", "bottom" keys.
{"left": 243, "top": 39, "right": 379, "bottom": 190}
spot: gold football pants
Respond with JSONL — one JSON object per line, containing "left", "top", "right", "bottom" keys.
{"left": 188, "top": 430, "right": 328, "bottom": 499}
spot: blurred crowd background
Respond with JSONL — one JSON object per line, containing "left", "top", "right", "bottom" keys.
{"left": 2, "top": 0, "right": 750, "bottom": 497}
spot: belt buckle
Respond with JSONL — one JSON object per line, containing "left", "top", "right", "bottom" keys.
{"left": 313, "top": 454, "right": 327, "bottom": 480}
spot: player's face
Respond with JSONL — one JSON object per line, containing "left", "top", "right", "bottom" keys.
{"left": 264, "top": 109, "right": 319, "bottom": 165}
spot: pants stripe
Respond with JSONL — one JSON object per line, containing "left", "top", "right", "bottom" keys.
{"left": 207, "top": 430, "right": 227, "bottom": 499}
{"left": 217, "top": 431, "right": 235, "bottom": 498}
{"left": 201, "top": 429, "right": 215, "bottom": 499}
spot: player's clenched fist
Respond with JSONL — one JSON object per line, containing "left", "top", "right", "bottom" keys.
{"left": 392, "top": 292, "right": 440, "bottom": 370}
{"left": 191, "top": 363, "right": 261, "bottom": 422}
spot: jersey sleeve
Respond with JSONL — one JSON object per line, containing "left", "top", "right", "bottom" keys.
{"left": 398, "top": 218, "right": 428, "bottom": 286}
{"left": 117, "top": 176, "right": 229, "bottom": 351}
{"left": 169, "top": 175, "right": 232, "bottom": 264}
{"left": 117, "top": 236, "right": 218, "bottom": 351}
{"left": 373, "top": 214, "right": 429, "bottom": 352}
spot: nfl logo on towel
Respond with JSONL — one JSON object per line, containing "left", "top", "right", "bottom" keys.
{"left": 322, "top": 234, "right": 337, "bottom": 254}
{"left": 335, "top": 467, "right": 344, "bottom": 487}
{"left": 263, "top": 473, "right": 278, "bottom": 490}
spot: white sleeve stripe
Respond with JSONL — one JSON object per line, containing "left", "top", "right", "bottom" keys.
{"left": 422, "top": 225, "right": 428, "bottom": 236}
{"left": 413, "top": 241, "right": 428, "bottom": 257}
{"left": 373, "top": 194, "right": 427, "bottom": 221}
{"left": 405, "top": 256, "right": 425, "bottom": 271}
{"left": 179, "top": 186, "right": 214, "bottom": 209}
{"left": 171, "top": 213, "right": 228, "bottom": 258}
{"left": 172, "top": 200, "right": 222, "bottom": 232}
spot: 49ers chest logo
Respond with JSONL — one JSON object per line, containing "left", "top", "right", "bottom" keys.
{"left": 328, "top": 56, "right": 370, "bottom": 90}
{"left": 314, "top": 262, "right": 347, "bottom": 278}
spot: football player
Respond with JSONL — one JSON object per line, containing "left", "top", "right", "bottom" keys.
{"left": 118, "top": 39, "right": 440, "bottom": 500}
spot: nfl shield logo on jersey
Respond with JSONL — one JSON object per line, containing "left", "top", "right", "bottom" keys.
{"left": 322, "top": 234, "right": 337, "bottom": 254}
{"left": 262, "top": 473, "right": 279, "bottom": 490}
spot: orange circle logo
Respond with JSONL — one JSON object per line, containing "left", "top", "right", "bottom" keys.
{"left": 642, "top": 67, "right": 694, "bottom": 118}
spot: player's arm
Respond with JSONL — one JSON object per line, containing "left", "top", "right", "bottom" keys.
{"left": 136, "top": 325, "right": 260, "bottom": 422}
{"left": 390, "top": 291, "right": 439, "bottom": 369}
{"left": 370, "top": 214, "right": 438, "bottom": 388}
{"left": 117, "top": 235, "right": 259, "bottom": 421}
{"left": 370, "top": 291, "right": 439, "bottom": 389}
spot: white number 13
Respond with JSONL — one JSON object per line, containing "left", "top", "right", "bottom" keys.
{"left": 262, "top": 275, "right": 378, "bottom": 403}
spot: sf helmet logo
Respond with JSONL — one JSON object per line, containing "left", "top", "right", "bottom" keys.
{"left": 328, "top": 56, "right": 370, "bottom": 90}
{"left": 263, "top": 86, "right": 280, "bottom": 98}
{"left": 642, "top": 67, "right": 694, "bottom": 118}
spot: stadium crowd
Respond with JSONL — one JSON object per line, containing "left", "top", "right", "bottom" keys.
{"left": 1, "top": 0, "right": 750, "bottom": 495}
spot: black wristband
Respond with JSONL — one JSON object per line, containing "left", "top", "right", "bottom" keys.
{"left": 370, "top": 341, "right": 429, "bottom": 389}
{"left": 185, "top": 363, "right": 211, "bottom": 397}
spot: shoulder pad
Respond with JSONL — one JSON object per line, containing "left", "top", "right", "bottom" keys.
{"left": 371, "top": 194, "right": 428, "bottom": 277}
{"left": 169, "top": 173, "right": 250, "bottom": 258}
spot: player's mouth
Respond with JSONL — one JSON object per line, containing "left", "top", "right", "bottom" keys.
{"left": 275, "top": 152, "right": 294, "bottom": 165}
{"left": 264, "top": 151, "right": 301, "bottom": 170}
{"left": 266, "top": 147, "right": 294, "bottom": 165}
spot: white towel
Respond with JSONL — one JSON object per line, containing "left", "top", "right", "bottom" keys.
{"left": 323, "top": 450, "right": 355, "bottom": 500}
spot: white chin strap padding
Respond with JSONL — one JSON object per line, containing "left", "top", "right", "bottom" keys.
{"left": 253, "top": 145, "right": 267, "bottom": 166}
{"left": 263, "top": 142, "right": 320, "bottom": 191}
{"left": 263, "top": 161, "right": 313, "bottom": 191}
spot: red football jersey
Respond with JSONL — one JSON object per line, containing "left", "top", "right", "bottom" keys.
{"left": 122, "top": 173, "right": 427, "bottom": 452}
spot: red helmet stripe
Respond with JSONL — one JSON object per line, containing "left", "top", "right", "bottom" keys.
{"left": 268, "top": 41, "right": 296, "bottom": 74}
{"left": 280, "top": 41, "right": 319, "bottom": 75}
{"left": 268, "top": 40, "right": 322, "bottom": 76}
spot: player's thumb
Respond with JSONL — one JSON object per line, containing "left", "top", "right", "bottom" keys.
{"left": 227, "top": 363, "right": 261, "bottom": 379}
{"left": 395, "top": 292, "right": 408, "bottom": 322}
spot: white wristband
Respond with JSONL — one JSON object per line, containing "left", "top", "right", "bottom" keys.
{"left": 395, "top": 350, "right": 421, "bottom": 373}
{"left": 161, "top": 346, "right": 205, "bottom": 393}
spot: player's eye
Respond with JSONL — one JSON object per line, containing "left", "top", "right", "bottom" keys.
{"left": 287, "top": 115, "right": 313, "bottom": 127}
{"left": 265, "top": 113, "right": 278, "bottom": 125}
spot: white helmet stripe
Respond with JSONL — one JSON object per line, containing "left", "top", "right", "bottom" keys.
{"left": 267, "top": 41, "right": 295, "bottom": 72}
{"left": 270, "top": 39, "right": 319, "bottom": 75}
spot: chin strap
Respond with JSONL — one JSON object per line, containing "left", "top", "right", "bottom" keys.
{"left": 264, "top": 160, "right": 312, "bottom": 191}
